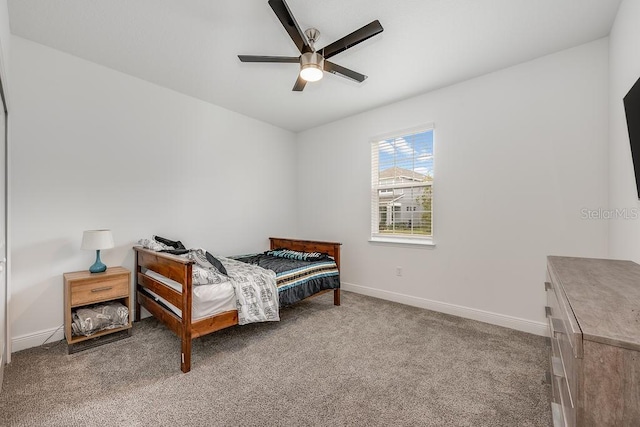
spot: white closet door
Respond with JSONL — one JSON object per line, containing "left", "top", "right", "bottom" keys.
{"left": 0, "top": 105, "right": 5, "bottom": 386}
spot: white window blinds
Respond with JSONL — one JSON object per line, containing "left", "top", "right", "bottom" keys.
{"left": 371, "top": 126, "right": 434, "bottom": 241}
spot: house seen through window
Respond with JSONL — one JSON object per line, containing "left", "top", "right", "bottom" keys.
{"left": 371, "top": 126, "right": 434, "bottom": 242}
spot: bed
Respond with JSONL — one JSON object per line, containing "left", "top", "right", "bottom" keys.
{"left": 133, "top": 237, "right": 341, "bottom": 373}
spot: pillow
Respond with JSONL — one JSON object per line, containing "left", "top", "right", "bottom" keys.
{"left": 138, "top": 239, "right": 229, "bottom": 277}
{"left": 186, "top": 248, "right": 229, "bottom": 277}
{"left": 265, "top": 248, "right": 330, "bottom": 261}
{"left": 138, "top": 235, "right": 189, "bottom": 254}
{"left": 138, "top": 237, "right": 171, "bottom": 252}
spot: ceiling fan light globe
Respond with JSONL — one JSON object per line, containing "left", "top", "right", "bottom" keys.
{"left": 300, "top": 65, "right": 323, "bottom": 82}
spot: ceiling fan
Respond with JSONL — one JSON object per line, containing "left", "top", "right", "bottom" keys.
{"left": 238, "top": 0, "right": 384, "bottom": 91}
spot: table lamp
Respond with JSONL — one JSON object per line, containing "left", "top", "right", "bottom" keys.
{"left": 81, "top": 229, "right": 114, "bottom": 273}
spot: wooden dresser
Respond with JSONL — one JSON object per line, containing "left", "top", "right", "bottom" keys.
{"left": 546, "top": 256, "right": 640, "bottom": 426}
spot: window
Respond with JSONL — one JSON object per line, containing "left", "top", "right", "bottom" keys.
{"left": 371, "top": 126, "right": 434, "bottom": 244}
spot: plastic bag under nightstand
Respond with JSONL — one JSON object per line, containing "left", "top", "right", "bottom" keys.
{"left": 71, "top": 302, "right": 129, "bottom": 337}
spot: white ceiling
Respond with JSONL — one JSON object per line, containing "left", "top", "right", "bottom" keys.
{"left": 7, "top": 0, "right": 622, "bottom": 132}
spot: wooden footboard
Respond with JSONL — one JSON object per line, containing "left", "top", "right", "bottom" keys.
{"left": 134, "top": 237, "right": 342, "bottom": 373}
{"left": 134, "top": 247, "right": 196, "bottom": 373}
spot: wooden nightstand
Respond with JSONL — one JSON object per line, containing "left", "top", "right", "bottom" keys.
{"left": 63, "top": 266, "right": 132, "bottom": 352}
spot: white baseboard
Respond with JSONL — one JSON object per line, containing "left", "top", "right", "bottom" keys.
{"left": 341, "top": 282, "right": 548, "bottom": 337}
{"left": 11, "top": 325, "right": 65, "bottom": 353}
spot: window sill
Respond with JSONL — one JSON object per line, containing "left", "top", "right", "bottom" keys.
{"left": 369, "top": 236, "right": 436, "bottom": 247}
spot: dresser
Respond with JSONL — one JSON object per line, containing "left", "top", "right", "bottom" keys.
{"left": 546, "top": 256, "right": 640, "bottom": 426}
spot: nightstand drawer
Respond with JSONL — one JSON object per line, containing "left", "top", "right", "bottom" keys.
{"left": 70, "top": 275, "right": 128, "bottom": 306}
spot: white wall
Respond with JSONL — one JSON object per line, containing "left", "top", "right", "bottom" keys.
{"left": 9, "top": 36, "right": 297, "bottom": 350}
{"left": 608, "top": 0, "right": 640, "bottom": 261}
{"left": 296, "top": 39, "right": 610, "bottom": 334}
{"left": 0, "top": 1, "right": 9, "bottom": 84}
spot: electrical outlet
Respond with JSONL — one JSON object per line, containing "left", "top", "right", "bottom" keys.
{"left": 396, "top": 267, "right": 402, "bottom": 277}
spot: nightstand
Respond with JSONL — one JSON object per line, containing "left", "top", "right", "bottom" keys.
{"left": 63, "top": 266, "right": 132, "bottom": 352}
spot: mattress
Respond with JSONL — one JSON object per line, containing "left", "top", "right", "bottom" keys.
{"left": 142, "top": 268, "right": 236, "bottom": 321}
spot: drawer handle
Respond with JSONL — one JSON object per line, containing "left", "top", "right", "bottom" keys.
{"left": 545, "top": 306, "right": 552, "bottom": 317}
{"left": 91, "top": 286, "right": 113, "bottom": 293}
{"left": 551, "top": 356, "right": 564, "bottom": 378}
{"left": 551, "top": 318, "right": 564, "bottom": 335}
{"left": 545, "top": 281, "right": 552, "bottom": 291}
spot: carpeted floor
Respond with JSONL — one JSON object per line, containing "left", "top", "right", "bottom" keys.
{"left": 0, "top": 291, "right": 551, "bottom": 426}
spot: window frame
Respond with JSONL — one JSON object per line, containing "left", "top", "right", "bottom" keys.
{"left": 370, "top": 124, "right": 435, "bottom": 247}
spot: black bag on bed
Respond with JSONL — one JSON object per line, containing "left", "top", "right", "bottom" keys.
{"left": 154, "top": 235, "right": 186, "bottom": 250}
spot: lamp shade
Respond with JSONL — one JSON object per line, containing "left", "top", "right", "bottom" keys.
{"left": 81, "top": 230, "right": 114, "bottom": 250}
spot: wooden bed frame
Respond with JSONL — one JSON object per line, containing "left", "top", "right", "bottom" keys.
{"left": 133, "top": 237, "right": 341, "bottom": 373}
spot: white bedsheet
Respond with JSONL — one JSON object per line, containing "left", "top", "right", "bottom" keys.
{"left": 142, "top": 268, "right": 236, "bottom": 321}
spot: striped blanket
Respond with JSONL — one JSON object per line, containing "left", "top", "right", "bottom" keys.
{"left": 233, "top": 253, "right": 340, "bottom": 306}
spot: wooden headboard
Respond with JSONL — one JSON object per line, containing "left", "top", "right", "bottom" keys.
{"left": 269, "top": 237, "right": 342, "bottom": 272}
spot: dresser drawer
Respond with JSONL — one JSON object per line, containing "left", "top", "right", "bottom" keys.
{"left": 547, "top": 267, "right": 583, "bottom": 359}
{"left": 546, "top": 278, "right": 577, "bottom": 406}
{"left": 555, "top": 319, "right": 577, "bottom": 404}
{"left": 69, "top": 274, "right": 129, "bottom": 306}
{"left": 552, "top": 374, "right": 575, "bottom": 427}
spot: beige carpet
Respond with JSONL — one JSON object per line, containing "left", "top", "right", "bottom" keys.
{"left": 0, "top": 291, "right": 551, "bottom": 426}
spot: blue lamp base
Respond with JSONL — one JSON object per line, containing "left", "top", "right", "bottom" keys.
{"left": 89, "top": 249, "right": 107, "bottom": 273}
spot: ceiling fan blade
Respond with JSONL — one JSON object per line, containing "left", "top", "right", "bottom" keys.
{"left": 324, "top": 61, "right": 367, "bottom": 83}
{"left": 292, "top": 75, "right": 307, "bottom": 91}
{"left": 238, "top": 55, "right": 299, "bottom": 63}
{"left": 321, "top": 20, "right": 384, "bottom": 59}
{"left": 268, "top": 0, "right": 312, "bottom": 54}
